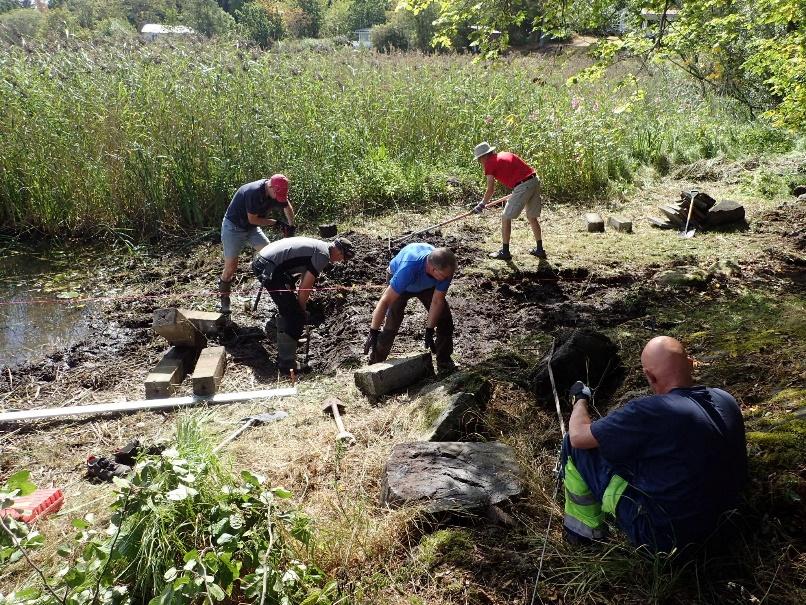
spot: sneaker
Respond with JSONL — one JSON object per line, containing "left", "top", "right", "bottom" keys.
{"left": 489, "top": 248, "right": 512, "bottom": 261}
{"left": 529, "top": 246, "right": 547, "bottom": 259}
{"left": 87, "top": 455, "right": 131, "bottom": 482}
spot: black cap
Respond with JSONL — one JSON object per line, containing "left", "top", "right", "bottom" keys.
{"left": 334, "top": 237, "right": 355, "bottom": 260}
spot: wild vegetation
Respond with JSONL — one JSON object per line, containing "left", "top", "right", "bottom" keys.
{"left": 0, "top": 37, "right": 796, "bottom": 238}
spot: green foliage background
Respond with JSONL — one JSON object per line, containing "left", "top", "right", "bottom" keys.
{"left": 0, "top": 39, "right": 793, "bottom": 238}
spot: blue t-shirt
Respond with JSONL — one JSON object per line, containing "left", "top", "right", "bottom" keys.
{"left": 224, "top": 179, "right": 287, "bottom": 230}
{"left": 388, "top": 243, "right": 452, "bottom": 294}
{"left": 591, "top": 387, "right": 746, "bottom": 549}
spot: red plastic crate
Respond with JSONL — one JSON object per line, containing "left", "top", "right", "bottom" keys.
{"left": 0, "top": 488, "right": 64, "bottom": 523}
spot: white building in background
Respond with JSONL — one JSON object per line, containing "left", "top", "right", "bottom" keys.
{"left": 352, "top": 28, "right": 371, "bottom": 48}
{"left": 140, "top": 24, "right": 195, "bottom": 42}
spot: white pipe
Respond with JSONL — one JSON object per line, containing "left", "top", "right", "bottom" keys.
{"left": 0, "top": 388, "right": 297, "bottom": 423}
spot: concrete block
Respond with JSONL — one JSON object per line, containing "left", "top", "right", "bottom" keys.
{"left": 145, "top": 347, "right": 200, "bottom": 399}
{"left": 192, "top": 346, "right": 227, "bottom": 396}
{"left": 354, "top": 352, "right": 434, "bottom": 398}
{"left": 585, "top": 213, "right": 604, "bottom": 232}
{"left": 179, "top": 309, "right": 225, "bottom": 335}
{"left": 153, "top": 308, "right": 207, "bottom": 348}
{"left": 607, "top": 216, "right": 633, "bottom": 233}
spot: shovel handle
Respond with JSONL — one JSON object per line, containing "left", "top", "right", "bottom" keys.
{"left": 213, "top": 418, "right": 255, "bottom": 453}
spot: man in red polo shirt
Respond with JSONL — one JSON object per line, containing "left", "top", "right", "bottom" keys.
{"left": 472, "top": 142, "right": 546, "bottom": 260}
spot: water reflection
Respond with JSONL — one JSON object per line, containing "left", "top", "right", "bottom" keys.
{"left": 0, "top": 250, "right": 93, "bottom": 368}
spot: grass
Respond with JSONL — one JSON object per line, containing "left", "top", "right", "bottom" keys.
{"left": 0, "top": 39, "right": 798, "bottom": 238}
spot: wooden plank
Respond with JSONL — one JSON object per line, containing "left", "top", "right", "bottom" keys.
{"left": 0, "top": 388, "right": 297, "bottom": 423}
{"left": 192, "top": 346, "right": 227, "bottom": 396}
{"left": 144, "top": 347, "right": 198, "bottom": 399}
{"left": 153, "top": 308, "right": 207, "bottom": 348}
{"left": 179, "top": 309, "right": 225, "bottom": 335}
{"left": 584, "top": 213, "right": 604, "bottom": 232}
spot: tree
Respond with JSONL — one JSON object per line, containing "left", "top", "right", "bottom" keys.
{"left": 0, "top": 0, "right": 20, "bottom": 15}
{"left": 347, "top": 0, "right": 387, "bottom": 31}
{"left": 185, "top": 0, "right": 234, "bottom": 35}
{"left": 235, "top": 0, "right": 284, "bottom": 47}
{"left": 398, "top": 0, "right": 805, "bottom": 130}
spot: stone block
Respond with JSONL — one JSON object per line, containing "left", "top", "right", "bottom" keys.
{"left": 585, "top": 213, "right": 604, "bottom": 232}
{"left": 706, "top": 200, "right": 745, "bottom": 226}
{"left": 381, "top": 442, "right": 523, "bottom": 513}
{"left": 653, "top": 266, "right": 709, "bottom": 289}
{"left": 179, "top": 309, "right": 225, "bottom": 335}
{"left": 145, "top": 347, "right": 200, "bottom": 399}
{"left": 607, "top": 216, "right": 633, "bottom": 233}
{"left": 153, "top": 308, "right": 207, "bottom": 348}
{"left": 192, "top": 346, "right": 227, "bottom": 396}
{"left": 354, "top": 352, "right": 434, "bottom": 399}
{"left": 319, "top": 224, "right": 338, "bottom": 238}
{"left": 648, "top": 217, "right": 674, "bottom": 230}
{"left": 659, "top": 205, "right": 686, "bottom": 228}
{"left": 422, "top": 393, "right": 480, "bottom": 441}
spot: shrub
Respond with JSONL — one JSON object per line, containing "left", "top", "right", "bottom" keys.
{"left": 371, "top": 20, "right": 409, "bottom": 51}
{"left": 0, "top": 8, "right": 43, "bottom": 45}
{"left": 236, "top": 0, "right": 284, "bottom": 47}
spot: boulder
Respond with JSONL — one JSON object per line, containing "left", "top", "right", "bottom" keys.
{"left": 653, "top": 266, "right": 709, "bottom": 289}
{"left": 381, "top": 442, "right": 523, "bottom": 513}
{"left": 798, "top": 194, "right": 806, "bottom": 203}
{"left": 531, "top": 329, "right": 621, "bottom": 406}
{"left": 708, "top": 259, "right": 742, "bottom": 279}
{"left": 792, "top": 184, "right": 806, "bottom": 197}
{"left": 706, "top": 200, "right": 745, "bottom": 226}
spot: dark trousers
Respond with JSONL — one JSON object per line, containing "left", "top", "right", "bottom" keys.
{"left": 372, "top": 288, "right": 453, "bottom": 364}
{"left": 267, "top": 277, "right": 305, "bottom": 339}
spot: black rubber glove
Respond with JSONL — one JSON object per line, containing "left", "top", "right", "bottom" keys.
{"left": 569, "top": 381, "right": 592, "bottom": 403}
{"left": 283, "top": 224, "right": 296, "bottom": 237}
{"left": 424, "top": 327, "right": 436, "bottom": 352}
{"left": 364, "top": 328, "right": 380, "bottom": 355}
{"left": 471, "top": 201, "right": 486, "bottom": 214}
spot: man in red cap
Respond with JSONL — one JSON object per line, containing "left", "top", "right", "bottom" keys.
{"left": 471, "top": 142, "right": 546, "bottom": 260}
{"left": 218, "top": 175, "right": 296, "bottom": 315}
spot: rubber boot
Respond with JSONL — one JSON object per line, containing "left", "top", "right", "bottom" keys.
{"left": 218, "top": 278, "right": 232, "bottom": 315}
{"left": 275, "top": 316, "right": 299, "bottom": 373}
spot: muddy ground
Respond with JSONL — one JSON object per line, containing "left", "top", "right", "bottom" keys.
{"left": 1, "top": 190, "right": 805, "bottom": 603}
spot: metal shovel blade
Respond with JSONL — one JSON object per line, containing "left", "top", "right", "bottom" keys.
{"left": 679, "top": 228, "right": 696, "bottom": 239}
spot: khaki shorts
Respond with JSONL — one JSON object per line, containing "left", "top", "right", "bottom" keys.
{"left": 503, "top": 176, "right": 542, "bottom": 220}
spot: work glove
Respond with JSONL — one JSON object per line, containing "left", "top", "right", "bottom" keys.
{"left": 275, "top": 220, "right": 295, "bottom": 238}
{"left": 471, "top": 201, "right": 486, "bottom": 214}
{"left": 423, "top": 327, "right": 436, "bottom": 352}
{"left": 569, "top": 381, "right": 592, "bottom": 403}
{"left": 364, "top": 328, "right": 380, "bottom": 355}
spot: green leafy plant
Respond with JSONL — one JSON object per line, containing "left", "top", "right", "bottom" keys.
{"left": 1, "top": 417, "right": 337, "bottom": 605}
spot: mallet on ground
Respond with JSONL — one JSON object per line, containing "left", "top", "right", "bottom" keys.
{"left": 214, "top": 410, "right": 288, "bottom": 452}
{"left": 321, "top": 397, "right": 356, "bottom": 446}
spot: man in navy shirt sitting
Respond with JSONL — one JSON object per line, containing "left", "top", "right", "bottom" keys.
{"left": 562, "top": 336, "right": 746, "bottom": 552}
{"left": 364, "top": 243, "right": 457, "bottom": 373}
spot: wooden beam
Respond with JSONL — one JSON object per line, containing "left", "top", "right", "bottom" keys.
{"left": 0, "top": 387, "right": 297, "bottom": 423}
{"left": 153, "top": 308, "right": 207, "bottom": 348}
{"left": 192, "top": 346, "right": 227, "bottom": 396}
{"left": 144, "top": 346, "right": 199, "bottom": 399}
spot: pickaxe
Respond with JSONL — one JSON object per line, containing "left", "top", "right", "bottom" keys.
{"left": 214, "top": 410, "right": 288, "bottom": 452}
{"left": 321, "top": 397, "right": 355, "bottom": 446}
{"left": 391, "top": 193, "right": 512, "bottom": 244}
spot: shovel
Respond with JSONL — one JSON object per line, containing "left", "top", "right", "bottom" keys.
{"left": 679, "top": 189, "right": 699, "bottom": 238}
{"left": 214, "top": 410, "right": 288, "bottom": 452}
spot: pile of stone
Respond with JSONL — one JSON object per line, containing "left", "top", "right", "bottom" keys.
{"left": 648, "top": 190, "right": 746, "bottom": 230}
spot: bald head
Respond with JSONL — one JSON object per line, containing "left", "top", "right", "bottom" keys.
{"left": 640, "top": 336, "right": 694, "bottom": 394}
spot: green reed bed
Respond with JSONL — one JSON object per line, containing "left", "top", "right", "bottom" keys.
{"left": 0, "top": 40, "right": 793, "bottom": 238}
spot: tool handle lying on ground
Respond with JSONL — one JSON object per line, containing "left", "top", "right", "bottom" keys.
{"left": 391, "top": 194, "right": 511, "bottom": 244}
{"left": 322, "top": 397, "right": 356, "bottom": 446}
{"left": 214, "top": 418, "right": 257, "bottom": 453}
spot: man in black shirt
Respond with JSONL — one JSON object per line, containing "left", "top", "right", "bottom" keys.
{"left": 218, "top": 175, "right": 296, "bottom": 315}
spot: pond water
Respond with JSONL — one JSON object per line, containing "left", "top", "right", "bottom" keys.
{"left": 0, "top": 249, "right": 94, "bottom": 368}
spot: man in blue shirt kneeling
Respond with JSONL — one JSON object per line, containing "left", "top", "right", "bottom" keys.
{"left": 562, "top": 336, "right": 746, "bottom": 552}
{"left": 364, "top": 243, "right": 457, "bottom": 373}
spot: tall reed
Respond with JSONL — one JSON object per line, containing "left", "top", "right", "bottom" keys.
{"left": 0, "top": 40, "right": 793, "bottom": 237}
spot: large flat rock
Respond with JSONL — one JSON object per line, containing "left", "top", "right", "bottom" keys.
{"left": 381, "top": 442, "right": 523, "bottom": 513}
